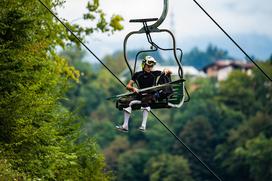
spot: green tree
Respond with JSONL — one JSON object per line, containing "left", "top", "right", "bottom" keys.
{"left": 0, "top": 159, "right": 26, "bottom": 180}
{"left": 172, "top": 78, "right": 218, "bottom": 132}
{"left": 145, "top": 123, "right": 174, "bottom": 152}
{"left": 117, "top": 149, "right": 150, "bottom": 181}
{"left": 60, "top": 46, "right": 103, "bottom": 115}
{"left": 104, "top": 136, "right": 130, "bottom": 170}
{"left": 218, "top": 71, "right": 258, "bottom": 117}
{"left": 250, "top": 62, "right": 272, "bottom": 114}
{"left": 103, "top": 51, "right": 127, "bottom": 75}
{"left": 183, "top": 45, "right": 231, "bottom": 69}
{"left": 216, "top": 112, "right": 272, "bottom": 181}
{"left": 0, "top": 0, "right": 122, "bottom": 179}
{"left": 145, "top": 154, "right": 194, "bottom": 181}
{"left": 173, "top": 77, "right": 244, "bottom": 143}
{"left": 234, "top": 135, "right": 272, "bottom": 181}
{"left": 174, "top": 116, "right": 216, "bottom": 181}
{"left": 84, "top": 0, "right": 123, "bottom": 34}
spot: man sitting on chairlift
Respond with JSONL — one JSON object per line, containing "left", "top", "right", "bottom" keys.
{"left": 116, "top": 56, "right": 172, "bottom": 132}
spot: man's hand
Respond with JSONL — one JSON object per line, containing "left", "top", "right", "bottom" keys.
{"left": 163, "top": 68, "right": 172, "bottom": 75}
{"left": 126, "top": 80, "right": 139, "bottom": 93}
{"left": 131, "top": 87, "right": 139, "bottom": 93}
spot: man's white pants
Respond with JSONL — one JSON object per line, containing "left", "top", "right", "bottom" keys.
{"left": 122, "top": 100, "right": 151, "bottom": 129}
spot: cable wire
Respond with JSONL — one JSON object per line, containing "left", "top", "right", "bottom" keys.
{"left": 191, "top": 0, "right": 272, "bottom": 82}
{"left": 38, "top": 1, "right": 222, "bottom": 180}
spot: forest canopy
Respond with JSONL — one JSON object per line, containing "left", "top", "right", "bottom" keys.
{"left": 0, "top": 0, "right": 122, "bottom": 180}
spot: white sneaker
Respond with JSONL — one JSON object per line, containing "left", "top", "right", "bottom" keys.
{"left": 116, "top": 125, "right": 128, "bottom": 132}
{"left": 138, "top": 126, "right": 146, "bottom": 132}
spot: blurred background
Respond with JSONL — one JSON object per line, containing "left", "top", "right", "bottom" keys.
{"left": 1, "top": 0, "right": 271, "bottom": 180}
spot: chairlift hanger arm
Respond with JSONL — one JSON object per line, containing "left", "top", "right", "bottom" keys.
{"left": 147, "top": 0, "right": 168, "bottom": 31}
{"left": 123, "top": 29, "right": 183, "bottom": 78}
{"left": 151, "top": 0, "right": 168, "bottom": 27}
{"left": 130, "top": 0, "right": 169, "bottom": 33}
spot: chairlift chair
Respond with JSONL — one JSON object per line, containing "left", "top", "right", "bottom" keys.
{"left": 109, "top": 0, "right": 190, "bottom": 110}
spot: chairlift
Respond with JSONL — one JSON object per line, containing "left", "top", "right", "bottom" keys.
{"left": 109, "top": 0, "right": 190, "bottom": 110}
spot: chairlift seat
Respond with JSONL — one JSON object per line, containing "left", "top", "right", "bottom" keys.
{"left": 115, "top": 79, "right": 185, "bottom": 110}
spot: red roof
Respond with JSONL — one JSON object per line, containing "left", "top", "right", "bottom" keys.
{"left": 203, "top": 60, "right": 254, "bottom": 72}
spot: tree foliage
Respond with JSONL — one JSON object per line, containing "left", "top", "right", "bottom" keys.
{"left": 0, "top": 0, "right": 123, "bottom": 179}
{"left": 183, "top": 44, "right": 231, "bottom": 69}
{"left": 145, "top": 154, "right": 194, "bottom": 181}
{"left": 67, "top": 48, "right": 271, "bottom": 181}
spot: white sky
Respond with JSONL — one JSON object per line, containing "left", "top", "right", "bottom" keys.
{"left": 57, "top": 0, "right": 272, "bottom": 59}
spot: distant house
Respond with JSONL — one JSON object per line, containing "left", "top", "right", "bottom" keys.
{"left": 203, "top": 60, "right": 254, "bottom": 81}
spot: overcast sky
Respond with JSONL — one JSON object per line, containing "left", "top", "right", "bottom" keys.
{"left": 57, "top": 0, "right": 272, "bottom": 59}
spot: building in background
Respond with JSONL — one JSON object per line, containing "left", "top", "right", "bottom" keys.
{"left": 203, "top": 60, "right": 254, "bottom": 81}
